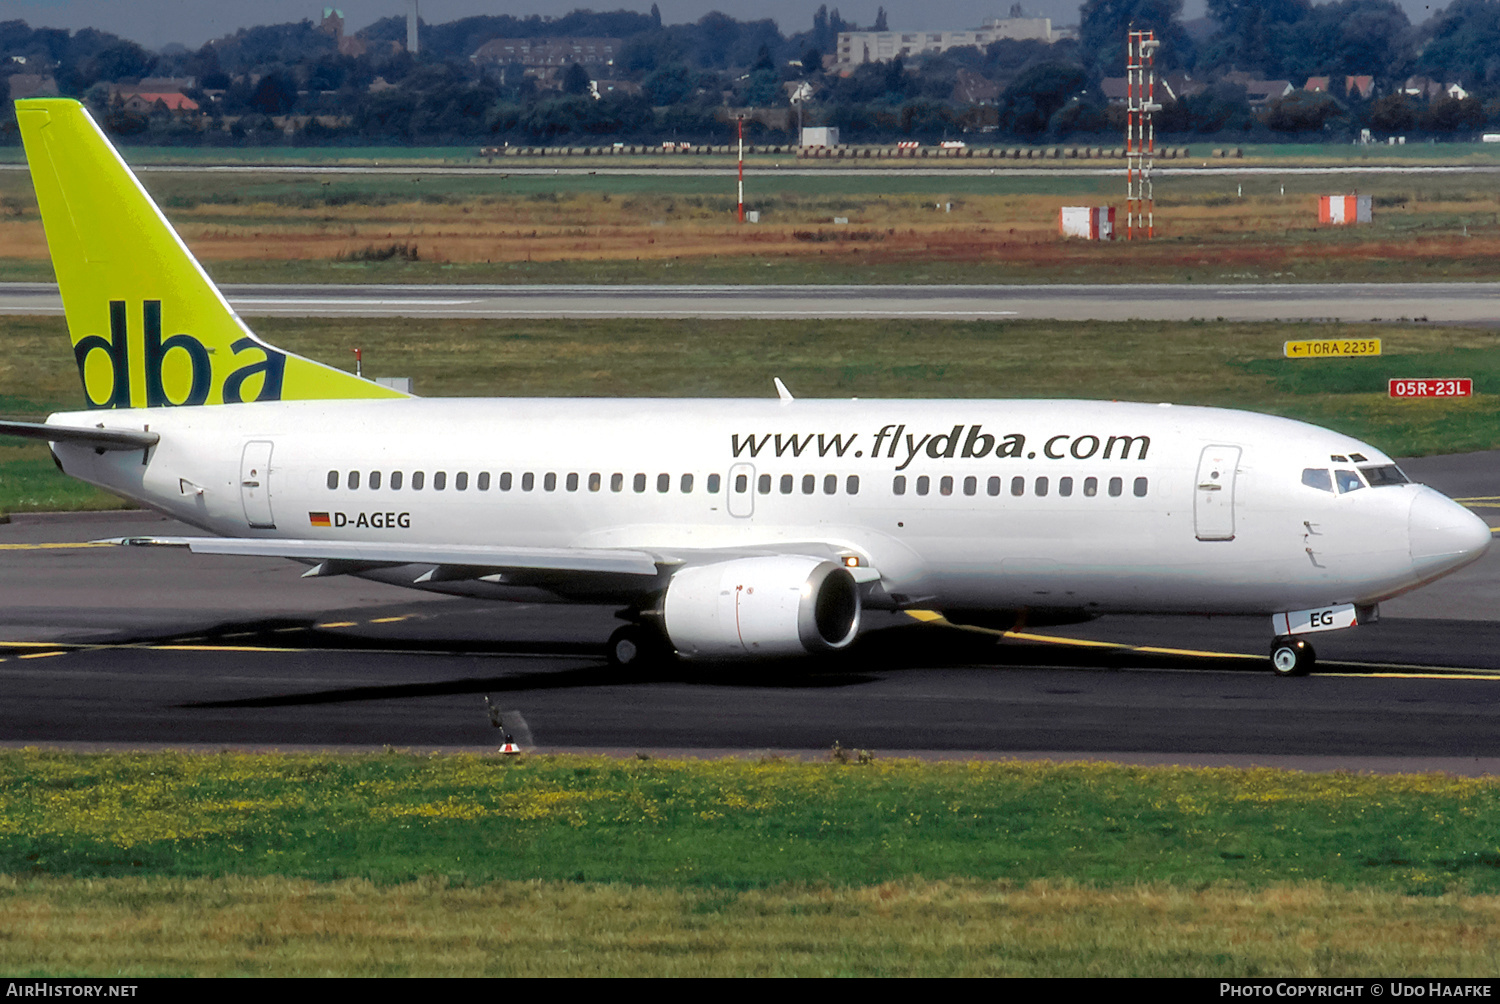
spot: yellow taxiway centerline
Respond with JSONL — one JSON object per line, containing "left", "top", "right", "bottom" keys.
{"left": 904, "top": 610, "right": 1500, "bottom": 678}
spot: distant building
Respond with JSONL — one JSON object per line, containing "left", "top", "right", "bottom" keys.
{"left": 319, "top": 7, "right": 368, "bottom": 58}
{"left": 1401, "top": 76, "right": 1470, "bottom": 101}
{"left": 1403, "top": 76, "right": 1443, "bottom": 100}
{"left": 471, "top": 37, "right": 621, "bottom": 73}
{"left": 121, "top": 93, "right": 200, "bottom": 115}
{"left": 951, "top": 68, "right": 1000, "bottom": 105}
{"left": 1244, "top": 80, "right": 1294, "bottom": 107}
{"left": 836, "top": 17, "right": 1073, "bottom": 68}
{"left": 1304, "top": 75, "right": 1374, "bottom": 100}
{"left": 136, "top": 76, "right": 197, "bottom": 92}
{"left": 319, "top": 7, "right": 344, "bottom": 38}
{"left": 1215, "top": 73, "right": 1294, "bottom": 108}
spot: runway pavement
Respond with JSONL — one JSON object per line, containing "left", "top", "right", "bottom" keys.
{"left": 1, "top": 449, "right": 1497, "bottom": 765}
{"left": 2, "top": 281, "right": 1498, "bottom": 323}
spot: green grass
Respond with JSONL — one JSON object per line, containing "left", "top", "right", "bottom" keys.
{"left": 4, "top": 751, "right": 1498, "bottom": 893}
{"left": 7, "top": 873, "right": 1499, "bottom": 976}
{"left": 3, "top": 315, "right": 1498, "bottom": 515}
{"left": 5, "top": 752, "right": 1500, "bottom": 975}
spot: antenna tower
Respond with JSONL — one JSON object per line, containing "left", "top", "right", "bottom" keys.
{"left": 1126, "top": 29, "right": 1160, "bottom": 239}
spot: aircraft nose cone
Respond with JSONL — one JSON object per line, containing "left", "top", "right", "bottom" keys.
{"left": 1409, "top": 489, "right": 1491, "bottom": 571}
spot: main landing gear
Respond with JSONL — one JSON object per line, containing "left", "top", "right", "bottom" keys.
{"left": 606, "top": 622, "right": 671, "bottom": 670}
{"left": 1269, "top": 636, "right": 1316, "bottom": 677}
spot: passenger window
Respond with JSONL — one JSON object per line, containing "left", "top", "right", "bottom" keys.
{"left": 369, "top": 471, "right": 381, "bottom": 490}
{"left": 824, "top": 474, "right": 837, "bottom": 495}
{"left": 566, "top": 473, "right": 579, "bottom": 492}
{"left": 847, "top": 475, "right": 859, "bottom": 495}
{"left": 1035, "top": 476, "right": 1048, "bottom": 497}
{"left": 589, "top": 473, "right": 601, "bottom": 492}
{"left": 520, "top": 473, "right": 532, "bottom": 491}
{"left": 893, "top": 475, "right": 906, "bottom": 496}
{"left": 781, "top": 474, "right": 794, "bottom": 494}
{"left": 707, "top": 474, "right": 721, "bottom": 493}
{"left": 391, "top": 471, "right": 403, "bottom": 490}
{"left": 940, "top": 476, "right": 953, "bottom": 496}
{"left": 347, "top": 470, "right": 360, "bottom": 490}
{"left": 657, "top": 473, "right": 670, "bottom": 493}
{"left": 802, "top": 474, "right": 815, "bottom": 495}
{"left": 413, "top": 471, "right": 426, "bottom": 490}
{"left": 1059, "top": 477, "right": 1073, "bottom": 497}
{"left": 634, "top": 473, "right": 646, "bottom": 493}
{"left": 455, "top": 472, "right": 468, "bottom": 491}
{"left": 326, "top": 470, "right": 338, "bottom": 490}
{"left": 611, "top": 473, "right": 623, "bottom": 492}
{"left": 963, "top": 476, "right": 976, "bottom": 496}
{"left": 499, "top": 472, "right": 512, "bottom": 491}
{"left": 1010, "top": 476, "right": 1024, "bottom": 497}
{"left": 1084, "top": 477, "right": 1098, "bottom": 497}
{"left": 987, "top": 476, "right": 1000, "bottom": 497}
{"left": 734, "top": 474, "right": 748, "bottom": 493}
{"left": 1302, "top": 468, "right": 1333, "bottom": 493}
{"left": 1335, "top": 469, "right": 1364, "bottom": 493}
{"left": 433, "top": 471, "right": 447, "bottom": 491}
{"left": 758, "top": 474, "right": 772, "bottom": 494}
{"left": 680, "top": 474, "right": 693, "bottom": 493}
{"left": 1133, "top": 477, "right": 1148, "bottom": 498}
{"left": 543, "top": 473, "right": 557, "bottom": 491}
{"left": 1109, "top": 477, "right": 1123, "bottom": 497}
{"left": 477, "top": 472, "right": 490, "bottom": 491}
{"left": 916, "top": 476, "right": 930, "bottom": 496}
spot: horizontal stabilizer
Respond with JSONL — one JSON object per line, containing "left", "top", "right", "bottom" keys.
{"left": 0, "top": 420, "right": 158, "bottom": 451}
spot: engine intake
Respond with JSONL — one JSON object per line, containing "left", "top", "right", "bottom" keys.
{"left": 662, "top": 555, "right": 861, "bottom": 660}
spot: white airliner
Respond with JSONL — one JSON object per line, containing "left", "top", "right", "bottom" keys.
{"left": 2, "top": 100, "right": 1491, "bottom": 676}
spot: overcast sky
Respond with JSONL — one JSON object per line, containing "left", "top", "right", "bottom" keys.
{"left": 7, "top": 1, "right": 1457, "bottom": 52}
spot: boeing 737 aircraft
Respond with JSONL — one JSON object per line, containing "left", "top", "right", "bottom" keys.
{"left": 2, "top": 99, "right": 1491, "bottom": 676}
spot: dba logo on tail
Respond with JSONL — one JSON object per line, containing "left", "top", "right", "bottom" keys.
{"left": 76, "top": 300, "right": 287, "bottom": 409}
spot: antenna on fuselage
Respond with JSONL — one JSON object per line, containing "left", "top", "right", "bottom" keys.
{"left": 773, "top": 377, "right": 794, "bottom": 402}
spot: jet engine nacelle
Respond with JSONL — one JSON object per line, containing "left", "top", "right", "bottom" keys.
{"left": 662, "top": 555, "right": 861, "bottom": 660}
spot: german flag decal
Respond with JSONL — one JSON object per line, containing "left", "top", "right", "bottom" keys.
{"left": 309, "top": 512, "right": 332, "bottom": 528}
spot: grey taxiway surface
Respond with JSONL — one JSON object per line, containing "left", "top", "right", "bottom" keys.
{"left": 2, "top": 281, "right": 1499, "bottom": 323}
{"left": 2, "top": 452, "right": 1498, "bottom": 767}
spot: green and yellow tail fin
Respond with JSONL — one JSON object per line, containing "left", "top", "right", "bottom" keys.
{"left": 15, "top": 98, "right": 406, "bottom": 409}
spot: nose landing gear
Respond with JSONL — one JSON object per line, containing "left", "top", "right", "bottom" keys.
{"left": 1270, "top": 636, "right": 1315, "bottom": 677}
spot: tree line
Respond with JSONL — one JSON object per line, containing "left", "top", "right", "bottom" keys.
{"left": 3, "top": 2, "right": 1500, "bottom": 146}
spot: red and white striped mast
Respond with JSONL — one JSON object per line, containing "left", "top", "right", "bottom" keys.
{"left": 1126, "top": 28, "right": 1160, "bottom": 239}
{"left": 737, "top": 115, "right": 745, "bottom": 223}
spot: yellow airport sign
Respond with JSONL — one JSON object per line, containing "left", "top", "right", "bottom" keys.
{"left": 1284, "top": 338, "right": 1381, "bottom": 358}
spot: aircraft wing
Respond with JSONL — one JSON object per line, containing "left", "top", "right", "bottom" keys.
{"left": 102, "top": 535, "right": 664, "bottom": 576}
{"left": 96, "top": 535, "right": 881, "bottom": 598}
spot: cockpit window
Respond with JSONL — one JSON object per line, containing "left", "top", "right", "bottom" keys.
{"left": 1302, "top": 468, "right": 1333, "bottom": 493}
{"left": 1335, "top": 469, "right": 1364, "bottom": 493}
{"left": 1360, "top": 464, "right": 1410, "bottom": 487}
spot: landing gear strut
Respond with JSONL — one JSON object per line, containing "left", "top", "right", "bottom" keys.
{"left": 1269, "top": 636, "right": 1315, "bottom": 677}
